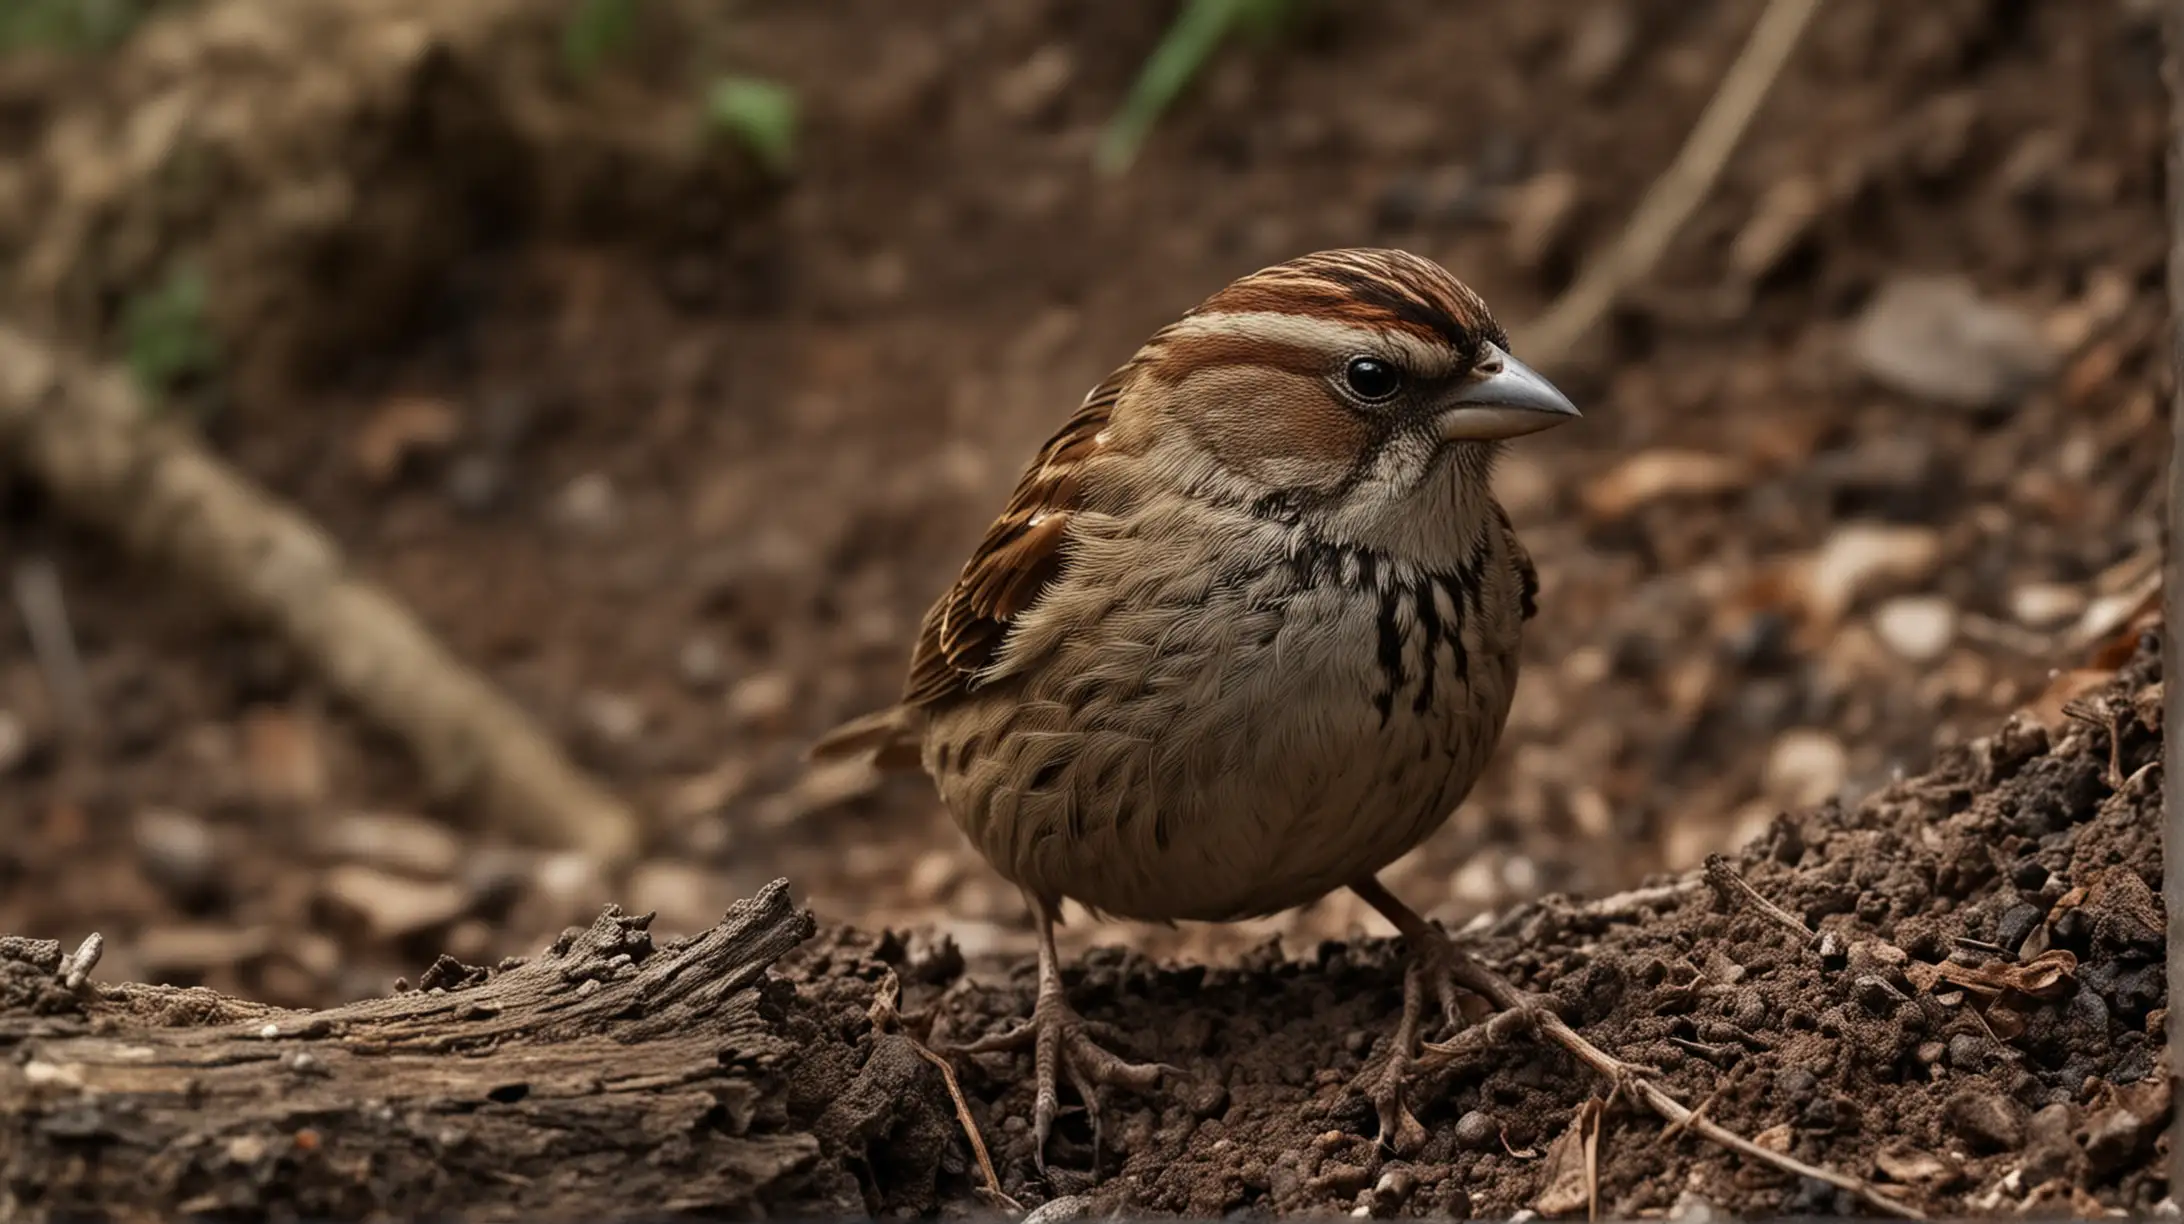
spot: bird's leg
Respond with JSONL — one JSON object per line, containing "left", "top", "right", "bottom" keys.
{"left": 1349, "top": 875, "right": 1556, "bottom": 1150}
{"left": 950, "top": 895, "right": 1175, "bottom": 1175}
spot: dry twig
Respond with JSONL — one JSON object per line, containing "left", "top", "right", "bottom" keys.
{"left": 1703, "top": 853, "right": 1816, "bottom": 942}
{"left": 870, "top": 970, "right": 1019, "bottom": 1213}
{"left": 1443, "top": 952, "right": 1923, "bottom": 1219}
{"left": 1522, "top": 0, "right": 1826, "bottom": 370}
{"left": 0, "top": 324, "right": 640, "bottom": 860}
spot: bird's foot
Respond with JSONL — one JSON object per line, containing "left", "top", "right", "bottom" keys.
{"left": 952, "top": 991, "right": 1176, "bottom": 1176}
{"left": 1360, "top": 935, "right": 1558, "bottom": 1153}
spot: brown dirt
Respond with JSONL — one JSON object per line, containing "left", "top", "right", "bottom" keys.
{"left": 0, "top": 0, "right": 2174, "bottom": 1213}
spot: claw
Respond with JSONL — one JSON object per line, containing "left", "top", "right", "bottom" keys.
{"left": 979, "top": 897, "right": 1176, "bottom": 1178}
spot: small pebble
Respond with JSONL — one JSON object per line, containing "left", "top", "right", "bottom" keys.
{"left": 553, "top": 472, "right": 621, "bottom": 536}
{"left": 1944, "top": 1088, "right": 2027, "bottom": 1152}
{"left": 1453, "top": 1109, "right": 1496, "bottom": 1149}
{"left": 1764, "top": 729, "right": 1848, "bottom": 810}
{"left": 1996, "top": 902, "right": 2043, "bottom": 951}
{"left": 577, "top": 690, "right": 646, "bottom": 749}
{"left": 1850, "top": 275, "right": 2057, "bottom": 410}
{"left": 2010, "top": 582, "right": 2086, "bottom": 628}
{"left": 133, "top": 808, "right": 222, "bottom": 909}
{"left": 1873, "top": 596, "right": 1957, "bottom": 662}
{"left": 1947, "top": 1033, "right": 1988, "bottom": 1070}
{"left": 676, "top": 637, "right": 726, "bottom": 691}
{"left": 725, "top": 671, "right": 796, "bottom": 729}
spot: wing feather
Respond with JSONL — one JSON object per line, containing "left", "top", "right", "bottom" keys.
{"left": 902, "top": 368, "right": 1130, "bottom": 710}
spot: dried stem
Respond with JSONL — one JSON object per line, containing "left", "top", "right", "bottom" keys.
{"left": 1522, "top": 0, "right": 1826, "bottom": 371}
{"left": 870, "top": 971, "right": 1019, "bottom": 1213}
{"left": 1703, "top": 853, "right": 1816, "bottom": 942}
{"left": 1440, "top": 953, "right": 1925, "bottom": 1219}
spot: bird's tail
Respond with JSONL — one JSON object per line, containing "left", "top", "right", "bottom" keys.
{"left": 807, "top": 704, "right": 925, "bottom": 772}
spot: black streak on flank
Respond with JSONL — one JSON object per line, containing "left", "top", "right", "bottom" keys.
{"left": 1373, "top": 584, "right": 1405, "bottom": 727}
{"left": 1410, "top": 576, "right": 1441, "bottom": 714}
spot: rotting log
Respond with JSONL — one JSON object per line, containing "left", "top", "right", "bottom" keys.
{"left": 0, "top": 322, "right": 641, "bottom": 861}
{"left": 0, "top": 881, "right": 854, "bottom": 1220}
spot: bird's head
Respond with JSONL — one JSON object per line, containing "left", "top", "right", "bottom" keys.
{"left": 1104, "top": 248, "right": 1580, "bottom": 559}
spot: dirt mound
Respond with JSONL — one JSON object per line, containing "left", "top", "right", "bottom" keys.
{"left": 844, "top": 637, "right": 2168, "bottom": 1217}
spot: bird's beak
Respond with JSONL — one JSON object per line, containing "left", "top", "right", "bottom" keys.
{"left": 1436, "top": 343, "right": 1581, "bottom": 441}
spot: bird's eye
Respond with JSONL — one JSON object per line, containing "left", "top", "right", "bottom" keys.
{"left": 1343, "top": 356, "right": 1403, "bottom": 402}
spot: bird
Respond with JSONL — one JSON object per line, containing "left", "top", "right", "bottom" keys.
{"left": 811, "top": 247, "right": 1580, "bottom": 1169}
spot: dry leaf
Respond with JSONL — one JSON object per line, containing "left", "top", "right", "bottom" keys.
{"left": 1582, "top": 449, "right": 1752, "bottom": 521}
{"left": 1532, "top": 1099, "right": 1604, "bottom": 1218}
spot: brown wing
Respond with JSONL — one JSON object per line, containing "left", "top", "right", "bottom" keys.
{"left": 902, "top": 368, "right": 1130, "bottom": 710}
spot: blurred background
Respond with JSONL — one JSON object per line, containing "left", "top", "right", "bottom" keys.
{"left": 0, "top": 0, "right": 2167, "bottom": 1009}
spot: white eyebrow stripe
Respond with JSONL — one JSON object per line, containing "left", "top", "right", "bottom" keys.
{"left": 1167, "top": 310, "right": 1457, "bottom": 374}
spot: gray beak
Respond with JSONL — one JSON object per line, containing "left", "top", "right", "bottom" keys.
{"left": 1436, "top": 343, "right": 1581, "bottom": 441}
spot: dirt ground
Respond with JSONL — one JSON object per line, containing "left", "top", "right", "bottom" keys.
{"left": 0, "top": 0, "right": 2173, "bottom": 1214}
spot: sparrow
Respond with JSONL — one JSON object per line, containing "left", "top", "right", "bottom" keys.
{"left": 812, "top": 248, "right": 1580, "bottom": 1168}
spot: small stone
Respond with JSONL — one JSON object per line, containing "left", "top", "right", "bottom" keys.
{"left": 1996, "top": 902, "right": 2043, "bottom": 952}
{"left": 318, "top": 865, "right": 471, "bottom": 942}
{"left": 675, "top": 637, "right": 726, "bottom": 691}
{"left": 1850, "top": 275, "right": 2058, "bottom": 410}
{"left": 1947, "top": 1033, "right": 1988, "bottom": 1069}
{"left": 553, "top": 472, "right": 621, "bottom": 536}
{"left": 133, "top": 808, "right": 222, "bottom": 909}
{"left": 1370, "top": 1167, "right": 1418, "bottom": 1216}
{"left": 577, "top": 690, "right": 647, "bottom": 749}
{"left": 2083, "top": 1078, "right": 2170, "bottom": 1174}
{"left": 2022, "top": 1103, "right": 2080, "bottom": 1183}
{"left": 1764, "top": 729, "right": 1848, "bottom": 810}
{"left": 904, "top": 850, "right": 963, "bottom": 904}
{"left": 1873, "top": 1144, "right": 1952, "bottom": 1184}
{"left": 532, "top": 852, "right": 608, "bottom": 909}
{"left": 2010, "top": 582, "right": 2087, "bottom": 629}
{"left": 1943, "top": 1089, "right": 2027, "bottom": 1153}
{"left": 724, "top": 671, "right": 795, "bottom": 730}
{"left": 1774, "top": 1066, "right": 1820, "bottom": 1101}
{"left": 1453, "top": 1109, "right": 1497, "bottom": 1150}
{"left": 1873, "top": 596, "right": 1956, "bottom": 662}
{"left": 1801, "top": 524, "right": 1944, "bottom": 625}
{"left": 318, "top": 811, "right": 463, "bottom": 879}
{"left": 624, "top": 860, "right": 719, "bottom": 936}
{"left": 1020, "top": 1195, "right": 1098, "bottom": 1224}
{"left": 1581, "top": 449, "right": 1750, "bottom": 521}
